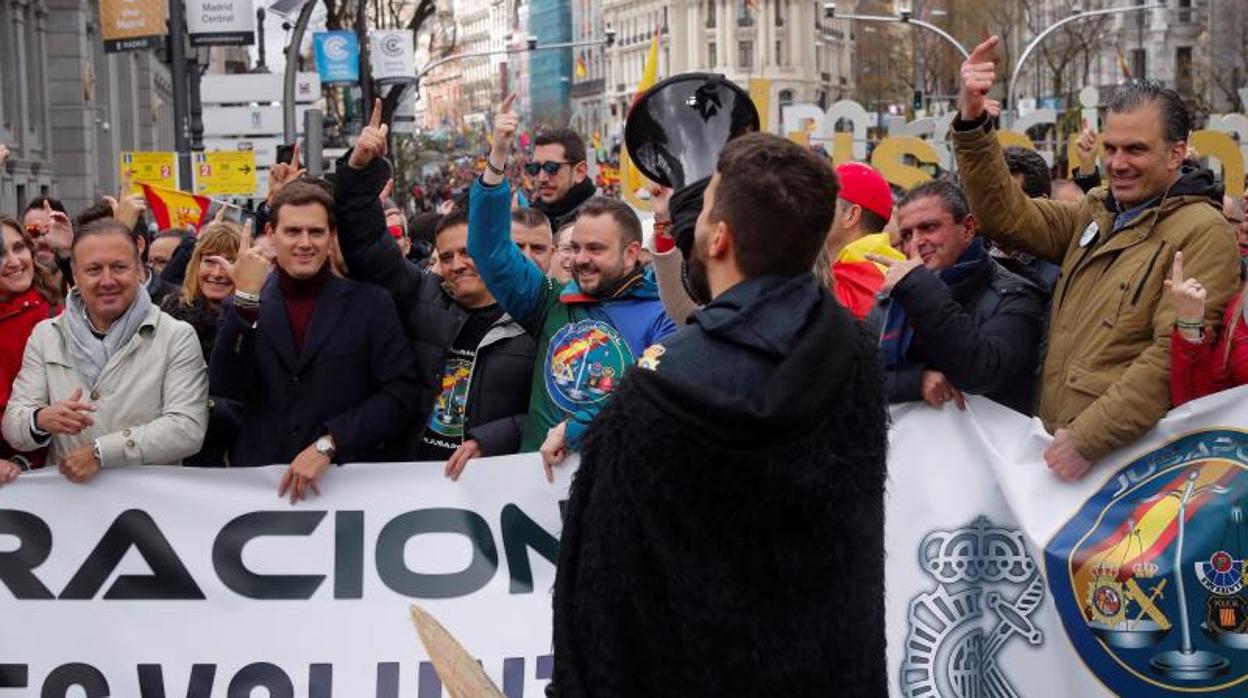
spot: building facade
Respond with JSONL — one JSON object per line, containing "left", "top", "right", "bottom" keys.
{"left": 530, "top": 0, "right": 573, "bottom": 125}
{"left": 0, "top": 0, "right": 174, "bottom": 214}
{"left": 569, "top": 0, "right": 607, "bottom": 139}
{"left": 603, "top": 0, "right": 856, "bottom": 143}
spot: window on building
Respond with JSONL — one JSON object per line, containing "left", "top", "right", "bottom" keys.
{"left": 776, "top": 0, "right": 785, "bottom": 26}
{"left": 1134, "top": 0, "right": 1146, "bottom": 29}
{"left": 1177, "top": 0, "right": 1192, "bottom": 23}
{"left": 1130, "top": 48, "right": 1146, "bottom": 79}
{"left": 779, "top": 89, "right": 794, "bottom": 110}
{"left": 709, "top": 41, "right": 718, "bottom": 68}
{"left": 1175, "top": 46, "right": 1193, "bottom": 94}
{"left": 707, "top": 0, "right": 717, "bottom": 28}
{"left": 738, "top": 40, "right": 754, "bottom": 68}
{"left": 815, "top": 44, "right": 823, "bottom": 72}
{"left": 776, "top": 39, "right": 785, "bottom": 65}
{"left": 737, "top": 0, "right": 754, "bottom": 26}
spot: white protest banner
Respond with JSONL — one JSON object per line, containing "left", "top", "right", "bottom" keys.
{"left": 369, "top": 29, "right": 417, "bottom": 84}
{"left": 188, "top": 0, "right": 256, "bottom": 47}
{"left": 887, "top": 385, "right": 1248, "bottom": 697}
{"left": 4, "top": 387, "right": 1247, "bottom": 696}
{"left": 0, "top": 457, "right": 572, "bottom": 697}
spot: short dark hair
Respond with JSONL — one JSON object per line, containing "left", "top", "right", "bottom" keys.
{"left": 574, "top": 197, "right": 642, "bottom": 247}
{"left": 534, "top": 128, "right": 587, "bottom": 164}
{"left": 76, "top": 200, "right": 116, "bottom": 229}
{"left": 1107, "top": 80, "right": 1191, "bottom": 144}
{"left": 1003, "top": 146, "right": 1052, "bottom": 198}
{"left": 24, "top": 196, "right": 66, "bottom": 216}
{"left": 410, "top": 211, "right": 441, "bottom": 243}
{"left": 710, "top": 132, "right": 838, "bottom": 278}
{"left": 835, "top": 197, "right": 890, "bottom": 234}
{"left": 898, "top": 179, "right": 970, "bottom": 223}
{"left": 434, "top": 209, "right": 470, "bottom": 239}
{"left": 270, "top": 180, "right": 336, "bottom": 229}
{"left": 511, "top": 208, "right": 553, "bottom": 234}
{"left": 71, "top": 218, "right": 140, "bottom": 260}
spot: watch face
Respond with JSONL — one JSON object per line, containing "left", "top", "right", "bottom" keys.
{"left": 316, "top": 437, "right": 333, "bottom": 454}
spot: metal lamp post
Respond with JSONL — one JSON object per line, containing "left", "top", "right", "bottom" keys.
{"left": 1006, "top": 2, "right": 1167, "bottom": 127}
{"left": 823, "top": 2, "right": 970, "bottom": 60}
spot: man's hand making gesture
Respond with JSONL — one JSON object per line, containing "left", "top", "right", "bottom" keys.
{"left": 267, "top": 142, "right": 306, "bottom": 206}
{"left": 484, "top": 94, "right": 518, "bottom": 187}
{"left": 349, "top": 98, "right": 389, "bottom": 170}
{"left": 959, "top": 36, "right": 1000, "bottom": 122}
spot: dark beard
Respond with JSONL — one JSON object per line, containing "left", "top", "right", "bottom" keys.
{"left": 683, "top": 252, "right": 712, "bottom": 306}
{"left": 584, "top": 265, "right": 641, "bottom": 299}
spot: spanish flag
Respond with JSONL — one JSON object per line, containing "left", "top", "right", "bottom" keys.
{"left": 1115, "top": 48, "right": 1133, "bottom": 81}
{"left": 630, "top": 24, "right": 661, "bottom": 112}
{"left": 832, "top": 233, "right": 905, "bottom": 319}
{"left": 575, "top": 53, "right": 588, "bottom": 79}
{"left": 141, "top": 183, "right": 210, "bottom": 232}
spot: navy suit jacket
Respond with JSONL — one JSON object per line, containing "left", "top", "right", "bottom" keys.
{"left": 210, "top": 271, "right": 420, "bottom": 466}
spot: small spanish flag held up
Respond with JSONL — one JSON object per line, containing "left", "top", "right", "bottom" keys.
{"left": 832, "top": 233, "right": 906, "bottom": 320}
{"left": 575, "top": 53, "right": 588, "bottom": 79}
{"left": 141, "top": 183, "right": 210, "bottom": 232}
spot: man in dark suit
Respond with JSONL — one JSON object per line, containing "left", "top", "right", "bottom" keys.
{"left": 209, "top": 180, "right": 419, "bottom": 501}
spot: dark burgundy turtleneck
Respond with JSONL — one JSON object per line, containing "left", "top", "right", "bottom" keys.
{"left": 277, "top": 264, "right": 330, "bottom": 352}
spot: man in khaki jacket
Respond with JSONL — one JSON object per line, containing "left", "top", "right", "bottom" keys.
{"left": 953, "top": 37, "right": 1240, "bottom": 481}
{"left": 2, "top": 219, "right": 207, "bottom": 481}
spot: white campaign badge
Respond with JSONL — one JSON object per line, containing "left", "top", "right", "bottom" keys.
{"left": 1079, "top": 221, "right": 1099, "bottom": 247}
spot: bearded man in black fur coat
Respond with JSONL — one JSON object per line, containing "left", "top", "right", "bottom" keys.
{"left": 550, "top": 133, "right": 890, "bottom": 697}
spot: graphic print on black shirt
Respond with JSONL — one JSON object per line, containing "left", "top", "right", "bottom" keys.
{"left": 417, "top": 304, "right": 503, "bottom": 461}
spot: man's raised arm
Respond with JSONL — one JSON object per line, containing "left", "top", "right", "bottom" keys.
{"left": 467, "top": 93, "right": 552, "bottom": 327}
{"left": 951, "top": 36, "right": 1086, "bottom": 264}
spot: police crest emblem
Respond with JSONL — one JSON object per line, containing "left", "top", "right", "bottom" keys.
{"left": 1048, "top": 429, "right": 1248, "bottom": 694}
{"left": 900, "top": 516, "right": 1046, "bottom": 697}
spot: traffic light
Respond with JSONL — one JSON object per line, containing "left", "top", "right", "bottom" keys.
{"left": 912, "top": 89, "right": 924, "bottom": 112}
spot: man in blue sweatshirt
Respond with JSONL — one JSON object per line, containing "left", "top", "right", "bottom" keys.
{"left": 468, "top": 95, "right": 675, "bottom": 474}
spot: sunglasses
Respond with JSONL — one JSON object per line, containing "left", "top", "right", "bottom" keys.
{"left": 524, "top": 161, "right": 571, "bottom": 176}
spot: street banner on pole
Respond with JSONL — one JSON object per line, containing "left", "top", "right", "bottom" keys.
{"left": 120, "top": 151, "right": 178, "bottom": 193}
{"left": 193, "top": 151, "right": 258, "bottom": 196}
{"left": 99, "top": 0, "right": 167, "bottom": 53}
{"left": 369, "top": 29, "right": 417, "bottom": 84}
{"left": 313, "top": 31, "right": 361, "bottom": 85}
{"left": 188, "top": 0, "right": 257, "bottom": 46}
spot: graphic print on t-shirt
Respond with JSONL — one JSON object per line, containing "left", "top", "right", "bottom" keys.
{"left": 544, "top": 319, "right": 633, "bottom": 414}
{"left": 427, "top": 349, "right": 474, "bottom": 438}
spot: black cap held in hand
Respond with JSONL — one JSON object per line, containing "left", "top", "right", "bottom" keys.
{"left": 669, "top": 176, "right": 711, "bottom": 259}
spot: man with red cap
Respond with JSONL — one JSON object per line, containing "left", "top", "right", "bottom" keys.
{"left": 815, "top": 162, "right": 905, "bottom": 318}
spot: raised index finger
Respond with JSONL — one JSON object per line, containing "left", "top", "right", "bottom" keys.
{"left": 291, "top": 141, "right": 302, "bottom": 170}
{"left": 368, "top": 98, "right": 383, "bottom": 130}
{"left": 968, "top": 36, "right": 999, "bottom": 63}
{"left": 240, "top": 218, "right": 254, "bottom": 252}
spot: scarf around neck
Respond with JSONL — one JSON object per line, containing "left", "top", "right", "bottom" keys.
{"left": 879, "top": 238, "right": 986, "bottom": 369}
{"left": 62, "top": 285, "right": 153, "bottom": 388}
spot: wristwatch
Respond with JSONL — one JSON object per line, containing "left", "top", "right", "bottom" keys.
{"left": 315, "top": 435, "right": 336, "bottom": 459}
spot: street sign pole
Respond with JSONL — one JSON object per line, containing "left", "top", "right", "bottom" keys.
{"left": 169, "top": 0, "right": 192, "bottom": 189}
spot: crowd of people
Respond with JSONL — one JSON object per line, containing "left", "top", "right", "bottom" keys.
{"left": 0, "top": 59, "right": 1244, "bottom": 497}
{"left": 1, "top": 38, "right": 1247, "bottom": 693}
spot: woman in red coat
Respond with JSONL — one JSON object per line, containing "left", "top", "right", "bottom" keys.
{"left": 1167, "top": 250, "right": 1248, "bottom": 407}
{"left": 0, "top": 216, "right": 63, "bottom": 483}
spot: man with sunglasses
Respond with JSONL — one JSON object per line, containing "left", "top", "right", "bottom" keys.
{"left": 470, "top": 95, "right": 676, "bottom": 477}
{"left": 526, "top": 129, "right": 597, "bottom": 227}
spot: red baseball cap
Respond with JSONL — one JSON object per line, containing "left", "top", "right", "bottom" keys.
{"left": 835, "top": 162, "right": 893, "bottom": 222}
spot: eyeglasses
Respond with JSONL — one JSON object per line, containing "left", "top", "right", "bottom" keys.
{"left": 524, "top": 161, "right": 571, "bottom": 176}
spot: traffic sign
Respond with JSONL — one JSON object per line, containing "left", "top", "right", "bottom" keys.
{"left": 120, "top": 151, "right": 178, "bottom": 193}
{"left": 193, "top": 151, "right": 258, "bottom": 196}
